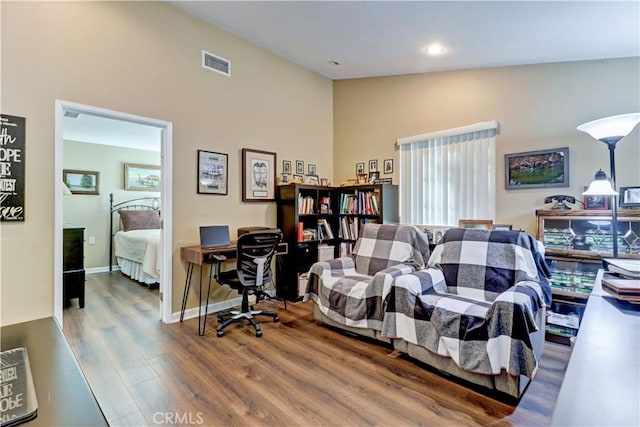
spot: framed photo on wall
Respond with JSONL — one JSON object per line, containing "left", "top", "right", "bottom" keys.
{"left": 619, "top": 186, "right": 640, "bottom": 208}
{"left": 197, "top": 150, "right": 228, "bottom": 195}
{"left": 242, "top": 148, "right": 276, "bottom": 202}
{"left": 296, "top": 160, "right": 304, "bottom": 175}
{"left": 356, "top": 162, "right": 365, "bottom": 175}
{"left": 64, "top": 169, "right": 100, "bottom": 195}
{"left": 383, "top": 159, "right": 393, "bottom": 174}
{"left": 124, "top": 163, "right": 160, "bottom": 191}
{"left": 369, "top": 159, "right": 378, "bottom": 173}
{"left": 283, "top": 160, "right": 292, "bottom": 175}
{"left": 505, "top": 147, "right": 569, "bottom": 190}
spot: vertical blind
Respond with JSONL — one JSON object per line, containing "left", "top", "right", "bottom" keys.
{"left": 397, "top": 121, "right": 498, "bottom": 226}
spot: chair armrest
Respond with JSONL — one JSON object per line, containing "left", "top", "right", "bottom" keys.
{"left": 390, "top": 268, "right": 447, "bottom": 295}
{"left": 211, "top": 254, "right": 226, "bottom": 262}
{"left": 487, "top": 281, "right": 546, "bottom": 333}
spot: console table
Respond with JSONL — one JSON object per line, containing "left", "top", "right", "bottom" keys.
{"left": 0, "top": 317, "right": 107, "bottom": 426}
{"left": 550, "top": 270, "right": 640, "bottom": 426}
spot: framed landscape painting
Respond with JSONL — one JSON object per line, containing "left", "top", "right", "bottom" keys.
{"left": 124, "top": 163, "right": 160, "bottom": 191}
{"left": 505, "top": 147, "right": 569, "bottom": 190}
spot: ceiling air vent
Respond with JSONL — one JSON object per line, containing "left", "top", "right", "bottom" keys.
{"left": 202, "top": 50, "right": 231, "bottom": 77}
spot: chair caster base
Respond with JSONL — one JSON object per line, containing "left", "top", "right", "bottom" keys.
{"left": 216, "top": 330, "right": 224, "bottom": 337}
{"left": 256, "top": 330, "right": 263, "bottom": 338}
{"left": 274, "top": 316, "right": 279, "bottom": 322}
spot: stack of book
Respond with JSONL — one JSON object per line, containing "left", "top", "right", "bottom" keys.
{"left": 601, "top": 258, "right": 640, "bottom": 303}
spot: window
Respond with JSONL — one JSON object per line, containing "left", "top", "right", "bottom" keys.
{"left": 397, "top": 121, "right": 498, "bottom": 226}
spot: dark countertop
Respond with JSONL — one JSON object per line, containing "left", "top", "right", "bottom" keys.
{"left": 550, "top": 270, "right": 640, "bottom": 426}
{"left": 1, "top": 317, "right": 107, "bottom": 426}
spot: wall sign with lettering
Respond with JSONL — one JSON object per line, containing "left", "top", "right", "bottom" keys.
{"left": 0, "top": 114, "right": 25, "bottom": 221}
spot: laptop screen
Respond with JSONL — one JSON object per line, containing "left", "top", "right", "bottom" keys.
{"left": 199, "top": 225, "right": 231, "bottom": 248}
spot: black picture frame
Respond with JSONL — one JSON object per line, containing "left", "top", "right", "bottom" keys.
{"left": 383, "top": 159, "right": 393, "bottom": 174}
{"left": 308, "top": 163, "right": 316, "bottom": 176}
{"left": 295, "top": 160, "right": 304, "bottom": 175}
{"left": 283, "top": 160, "right": 292, "bottom": 175}
{"left": 583, "top": 186, "right": 609, "bottom": 210}
{"left": 505, "top": 147, "right": 569, "bottom": 190}
{"left": 197, "top": 150, "right": 228, "bottom": 195}
{"left": 619, "top": 186, "right": 640, "bottom": 208}
{"left": 369, "top": 159, "right": 378, "bottom": 173}
{"left": 356, "top": 162, "right": 365, "bottom": 175}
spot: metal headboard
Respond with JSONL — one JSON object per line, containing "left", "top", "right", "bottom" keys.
{"left": 109, "top": 192, "right": 161, "bottom": 272}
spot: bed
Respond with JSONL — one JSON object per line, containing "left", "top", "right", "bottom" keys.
{"left": 109, "top": 193, "right": 161, "bottom": 286}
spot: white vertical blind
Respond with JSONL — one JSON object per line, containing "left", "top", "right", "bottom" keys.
{"left": 398, "top": 121, "right": 497, "bottom": 226}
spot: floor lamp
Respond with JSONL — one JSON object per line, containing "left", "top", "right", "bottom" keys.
{"left": 577, "top": 112, "right": 640, "bottom": 258}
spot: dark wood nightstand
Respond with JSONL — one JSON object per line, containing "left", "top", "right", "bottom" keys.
{"left": 63, "top": 227, "right": 85, "bottom": 308}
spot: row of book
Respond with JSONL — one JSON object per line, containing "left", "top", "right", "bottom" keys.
{"left": 339, "top": 242, "right": 355, "bottom": 257}
{"left": 297, "top": 220, "right": 335, "bottom": 242}
{"left": 298, "top": 195, "right": 333, "bottom": 215}
{"left": 339, "top": 191, "right": 380, "bottom": 215}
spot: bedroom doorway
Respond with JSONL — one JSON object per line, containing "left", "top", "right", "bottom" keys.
{"left": 54, "top": 100, "right": 173, "bottom": 326}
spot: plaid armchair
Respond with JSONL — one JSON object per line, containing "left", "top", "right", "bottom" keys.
{"left": 382, "top": 228, "right": 551, "bottom": 382}
{"left": 305, "top": 224, "right": 431, "bottom": 331}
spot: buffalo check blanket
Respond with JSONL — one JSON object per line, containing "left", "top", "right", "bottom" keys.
{"left": 306, "top": 224, "right": 431, "bottom": 331}
{"left": 381, "top": 228, "right": 551, "bottom": 378}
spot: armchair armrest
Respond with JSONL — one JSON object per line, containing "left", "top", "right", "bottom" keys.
{"left": 391, "top": 268, "right": 447, "bottom": 295}
{"left": 487, "top": 280, "right": 546, "bottom": 334}
{"left": 304, "top": 257, "right": 356, "bottom": 302}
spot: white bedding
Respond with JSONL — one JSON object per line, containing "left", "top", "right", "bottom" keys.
{"left": 114, "top": 229, "right": 160, "bottom": 284}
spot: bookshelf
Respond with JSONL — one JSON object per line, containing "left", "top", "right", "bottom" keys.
{"left": 336, "top": 184, "right": 398, "bottom": 257}
{"left": 535, "top": 209, "right": 640, "bottom": 344}
{"left": 275, "top": 183, "right": 399, "bottom": 301}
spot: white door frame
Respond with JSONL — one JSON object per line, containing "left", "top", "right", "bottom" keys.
{"left": 54, "top": 100, "right": 173, "bottom": 325}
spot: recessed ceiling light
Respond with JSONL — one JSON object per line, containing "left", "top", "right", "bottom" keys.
{"left": 425, "top": 44, "right": 445, "bottom": 56}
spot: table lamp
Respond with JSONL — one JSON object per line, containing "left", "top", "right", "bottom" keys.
{"left": 578, "top": 112, "right": 640, "bottom": 258}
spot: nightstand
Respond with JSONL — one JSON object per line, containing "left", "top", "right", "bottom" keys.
{"left": 63, "top": 227, "right": 85, "bottom": 308}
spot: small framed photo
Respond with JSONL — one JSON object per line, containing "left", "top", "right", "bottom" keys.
{"left": 197, "top": 150, "right": 228, "bottom": 195}
{"left": 242, "top": 148, "right": 276, "bottom": 202}
{"left": 383, "top": 159, "right": 393, "bottom": 174}
{"left": 320, "top": 178, "right": 329, "bottom": 186}
{"left": 305, "top": 175, "right": 319, "bottom": 185}
{"left": 369, "top": 159, "right": 378, "bottom": 173}
{"left": 619, "top": 186, "right": 640, "bottom": 208}
{"left": 283, "top": 160, "right": 292, "bottom": 175}
{"left": 357, "top": 174, "right": 368, "bottom": 184}
{"left": 505, "top": 147, "right": 569, "bottom": 190}
{"left": 281, "top": 173, "right": 290, "bottom": 184}
{"left": 458, "top": 219, "right": 493, "bottom": 229}
{"left": 583, "top": 186, "right": 609, "bottom": 210}
{"left": 124, "top": 163, "right": 160, "bottom": 192}
{"left": 368, "top": 171, "right": 380, "bottom": 183}
{"left": 63, "top": 169, "right": 100, "bottom": 195}
{"left": 308, "top": 164, "right": 316, "bottom": 176}
{"left": 492, "top": 224, "right": 513, "bottom": 231}
{"left": 295, "top": 160, "right": 304, "bottom": 175}
{"left": 356, "top": 162, "right": 365, "bottom": 175}
{"left": 292, "top": 174, "right": 303, "bottom": 182}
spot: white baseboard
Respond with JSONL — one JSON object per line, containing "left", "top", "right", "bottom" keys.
{"left": 86, "top": 266, "right": 119, "bottom": 275}
{"left": 167, "top": 289, "right": 277, "bottom": 324}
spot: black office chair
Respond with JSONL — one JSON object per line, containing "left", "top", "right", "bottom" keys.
{"left": 215, "top": 231, "right": 283, "bottom": 338}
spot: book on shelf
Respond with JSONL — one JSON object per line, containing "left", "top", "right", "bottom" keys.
{"left": 298, "top": 194, "right": 315, "bottom": 214}
{"left": 339, "top": 242, "right": 354, "bottom": 257}
{"left": 297, "top": 222, "right": 304, "bottom": 242}
{"left": 317, "top": 219, "right": 334, "bottom": 240}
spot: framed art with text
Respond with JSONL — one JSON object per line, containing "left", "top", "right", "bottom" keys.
{"left": 505, "top": 147, "right": 569, "bottom": 189}
{"left": 0, "top": 114, "right": 25, "bottom": 221}
{"left": 197, "top": 150, "right": 228, "bottom": 195}
{"left": 242, "top": 148, "right": 276, "bottom": 202}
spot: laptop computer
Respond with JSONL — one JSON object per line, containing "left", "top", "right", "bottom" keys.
{"left": 199, "top": 225, "right": 232, "bottom": 249}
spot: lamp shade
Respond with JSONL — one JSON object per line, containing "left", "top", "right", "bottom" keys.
{"left": 576, "top": 112, "right": 640, "bottom": 142}
{"left": 582, "top": 169, "right": 618, "bottom": 196}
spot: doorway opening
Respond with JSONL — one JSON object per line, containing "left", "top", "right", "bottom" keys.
{"left": 54, "top": 100, "right": 173, "bottom": 326}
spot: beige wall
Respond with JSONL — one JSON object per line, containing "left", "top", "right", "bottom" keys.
{"left": 1, "top": 1, "right": 333, "bottom": 325}
{"left": 334, "top": 58, "right": 640, "bottom": 233}
{"left": 63, "top": 140, "right": 161, "bottom": 270}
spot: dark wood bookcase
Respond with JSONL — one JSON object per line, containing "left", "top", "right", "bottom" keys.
{"left": 276, "top": 183, "right": 398, "bottom": 301}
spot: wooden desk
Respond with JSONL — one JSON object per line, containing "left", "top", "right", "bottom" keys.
{"left": 0, "top": 318, "right": 107, "bottom": 426}
{"left": 180, "top": 243, "right": 288, "bottom": 335}
{"left": 550, "top": 270, "right": 640, "bottom": 426}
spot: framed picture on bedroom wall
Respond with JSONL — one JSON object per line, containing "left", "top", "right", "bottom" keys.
{"left": 124, "top": 163, "right": 161, "bottom": 192}
{"left": 63, "top": 169, "right": 100, "bottom": 195}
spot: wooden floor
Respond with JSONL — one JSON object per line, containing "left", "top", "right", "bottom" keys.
{"left": 63, "top": 272, "right": 571, "bottom": 427}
